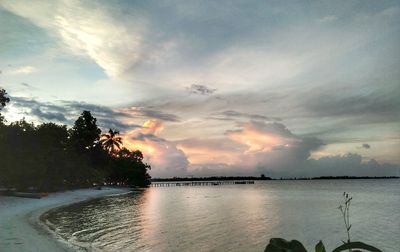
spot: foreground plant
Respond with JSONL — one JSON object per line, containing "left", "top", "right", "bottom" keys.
{"left": 338, "top": 192, "right": 352, "bottom": 245}
{"left": 264, "top": 192, "right": 382, "bottom": 252}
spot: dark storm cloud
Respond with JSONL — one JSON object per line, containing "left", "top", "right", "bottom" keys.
{"left": 187, "top": 84, "right": 216, "bottom": 96}
{"left": 11, "top": 96, "right": 67, "bottom": 113}
{"left": 139, "top": 109, "right": 180, "bottom": 122}
{"left": 251, "top": 153, "right": 400, "bottom": 178}
{"left": 8, "top": 96, "right": 140, "bottom": 131}
{"left": 301, "top": 86, "right": 400, "bottom": 123}
{"left": 20, "top": 82, "right": 38, "bottom": 90}
{"left": 61, "top": 101, "right": 129, "bottom": 118}
{"left": 64, "top": 101, "right": 180, "bottom": 123}
{"left": 303, "top": 154, "right": 399, "bottom": 177}
{"left": 209, "top": 110, "right": 281, "bottom": 122}
{"left": 96, "top": 118, "right": 140, "bottom": 131}
{"left": 188, "top": 147, "right": 399, "bottom": 178}
{"left": 362, "top": 143, "right": 371, "bottom": 149}
{"left": 30, "top": 107, "right": 67, "bottom": 121}
{"left": 9, "top": 96, "right": 181, "bottom": 131}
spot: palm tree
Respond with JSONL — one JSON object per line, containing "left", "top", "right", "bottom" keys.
{"left": 100, "top": 129, "right": 122, "bottom": 154}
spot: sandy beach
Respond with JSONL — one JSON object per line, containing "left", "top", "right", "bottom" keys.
{"left": 0, "top": 187, "right": 131, "bottom": 252}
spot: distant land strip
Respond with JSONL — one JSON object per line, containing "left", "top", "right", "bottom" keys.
{"left": 151, "top": 176, "right": 399, "bottom": 182}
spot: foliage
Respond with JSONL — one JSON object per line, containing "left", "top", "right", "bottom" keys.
{"left": 0, "top": 91, "right": 151, "bottom": 191}
{"left": 0, "top": 88, "right": 9, "bottom": 108}
{"left": 264, "top": 238, "right": 307, "bottom": 252}
{"left": 264, "top": 192, "right": 383, "bottom": 252}
{"left": 338, "top": 192, "right": 352, "bottom": 244}
{"left": 100, "top": 129, "right": 122, "bottom": 155}
{"left": 332, "top": 242, "right": 382, "bottom": 252}
{"left": 315, "top": 241, "right": 326, "bottom": 252}
{"left": 107, "top": 148, "right": 151, "bottom": 187}
{"left": 69, "top": 110, "right": 101, "bottom": 152}
{"left": 0, "top": 88, "right": 10, "bottom": 124}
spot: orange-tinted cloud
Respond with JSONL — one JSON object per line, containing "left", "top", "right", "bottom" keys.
{"left": 122, "top": 120, "right": 397, "bottom": 178}
{"left": 175, "top": 138, "right": 245, "bottom": 165}
{"left": 226, "top": 121, "right": 297, "bottom": 153}
{"left": 123, "top": 120, "right": 189, "bottom": 178}
{"left": 142, "top": 119, "right": 164, "bottom": 135}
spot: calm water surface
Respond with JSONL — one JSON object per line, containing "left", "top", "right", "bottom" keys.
{"left": 43, "top": 180, "right": 400, "bottom": 251}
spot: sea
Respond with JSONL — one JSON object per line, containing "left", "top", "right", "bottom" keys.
{"left": 42, "top": 179, "right": 400, "bottom": 251}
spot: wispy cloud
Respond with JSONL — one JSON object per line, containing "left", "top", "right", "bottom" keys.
{"left": 187, "top": 84, "right": 216, "bottom": 95}
{"left": 209, "top": 110, "right": 281, "bottom": 122}
{"left": 117, "top": 107, "right": 180, "bottom": 122}
{"left": 2, "top": 66, "right": 37, "bottom": 75}
{"left": 0, "top": 0, "right": 146, "bottom": 79}
{"left": 318, "top": 15, "right": 337, "bottom": 23}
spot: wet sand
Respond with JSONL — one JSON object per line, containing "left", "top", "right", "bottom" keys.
{"left": 0, "top": 187, "right": 131, "bottom": 252}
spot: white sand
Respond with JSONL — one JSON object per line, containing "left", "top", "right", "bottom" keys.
{"left": 0, "top": 187, "right": 131, "bottom": 252}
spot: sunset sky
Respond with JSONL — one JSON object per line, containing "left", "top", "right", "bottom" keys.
{"left": 1, "top": 0, "right": 399, "bottom": 178}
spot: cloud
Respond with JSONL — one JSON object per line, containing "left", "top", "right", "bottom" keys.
{"left": 141, "top": 119, "right": 164, "bottom": 135}
{"left": 175, "top": 121, "right": 398, "bottom": 177}
{"left": 0, "top": 0, "right": 146, "bottom": 79}
{"left": 175, "top": 138, "right": 245, "bottom": 165}
{"left": 1, "top": 1, "right": 399, "bottom": 175}
{"left": 318, "top": 15, "right": 337, "bottom": 23}
{"left": 20, "top": 82, "right": 38, "bottom": 90}
{"left": 116, "top": 107, "right": 180, "bottom": 122}
{"left": 5, "top": 95, "right": 181, "bottom": 134}
{"left": 30, "top": 107, "right": 67, "bottom": 122}
{"left": 5, "top": 95, "right": 399, "bottom": 177}
{"left": 125, "top": 120, "right": 189, "bottom": 178}
{"left": 172, "top": 120, "right": 324, "bottom": 175}
{"left": 2, "top": 66, "right": 37, "bottom": 75}
{"left": 187, "top": 84, "right": 217, "bottom": 95}
{"left": 304, "top": 154, "right": 399, "bottom": 178}
{"left": 362, "top": 143, "right": 371, "bottom": 149}
{"left": 6, "top": 96, "right": 140, "bottom": 130}
{"left": 209, "top": 110, "right": 281, "bottom": 122}
{"left": 226, "top": 121, "right": 304, "bottom": 152}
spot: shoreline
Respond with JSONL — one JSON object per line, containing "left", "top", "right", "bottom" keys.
{"left": 0, "top": 187, "right": 132, "bottom": 252}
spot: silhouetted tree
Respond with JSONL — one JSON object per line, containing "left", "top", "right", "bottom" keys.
{"left": 0, "top": 88, "right": 10, "bottom": 124}
{"left": 0, "top": 96, "right": 151, "bottom": 191}
{"left": 36, "top": 123, "right": 69, "bottom": 191}
{"left": 100, "top": 129, "right": 122, "bottom": 155}
{"left": 107, "top": 148, "right": 151, "bottom": 187}
{"left": 69, "top": 110, "right": 101, "bottom": 152}
{"left": 0, "top": 119, "right": 42, "bottom": 190}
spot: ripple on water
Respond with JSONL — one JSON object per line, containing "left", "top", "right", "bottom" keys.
{"left": 43, "top": 180, "right": 400, "bottom": 251}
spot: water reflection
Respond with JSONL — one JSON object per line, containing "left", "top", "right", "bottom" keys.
{"left": 43, "top": 180, "right": 400, "bottom": 251}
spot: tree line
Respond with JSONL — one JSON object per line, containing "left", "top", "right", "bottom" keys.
{"left": 0, "top": 88, "right": 151, "bottom": 191}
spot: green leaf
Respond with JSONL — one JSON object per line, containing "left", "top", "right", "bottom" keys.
{"left": 332, "top": 241, "right": 383, "bottom": 252}
{"left": 315, "top": 241, "right": 326, "bottom": 252}
{"left": 264, "top": 238, "right": 307, "bottom": 252}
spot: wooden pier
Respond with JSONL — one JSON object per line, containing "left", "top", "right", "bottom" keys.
{"left": 151, "top": 181, "right": 255, "bottom": 187}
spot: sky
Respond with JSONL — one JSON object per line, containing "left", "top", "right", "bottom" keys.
{"left": 1, "top": 0, "right": 399, "bottom": 178}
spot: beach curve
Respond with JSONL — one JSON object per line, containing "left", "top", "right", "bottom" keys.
{"left": 0, "top": 187, "right": 131, "bottom": 252}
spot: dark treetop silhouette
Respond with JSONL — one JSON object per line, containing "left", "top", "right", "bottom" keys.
{"left": 0, "top": 88, "right": 151, "bottom": 191}
{"left": 100, "top": 129, "right": 123, "bottom": 155}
